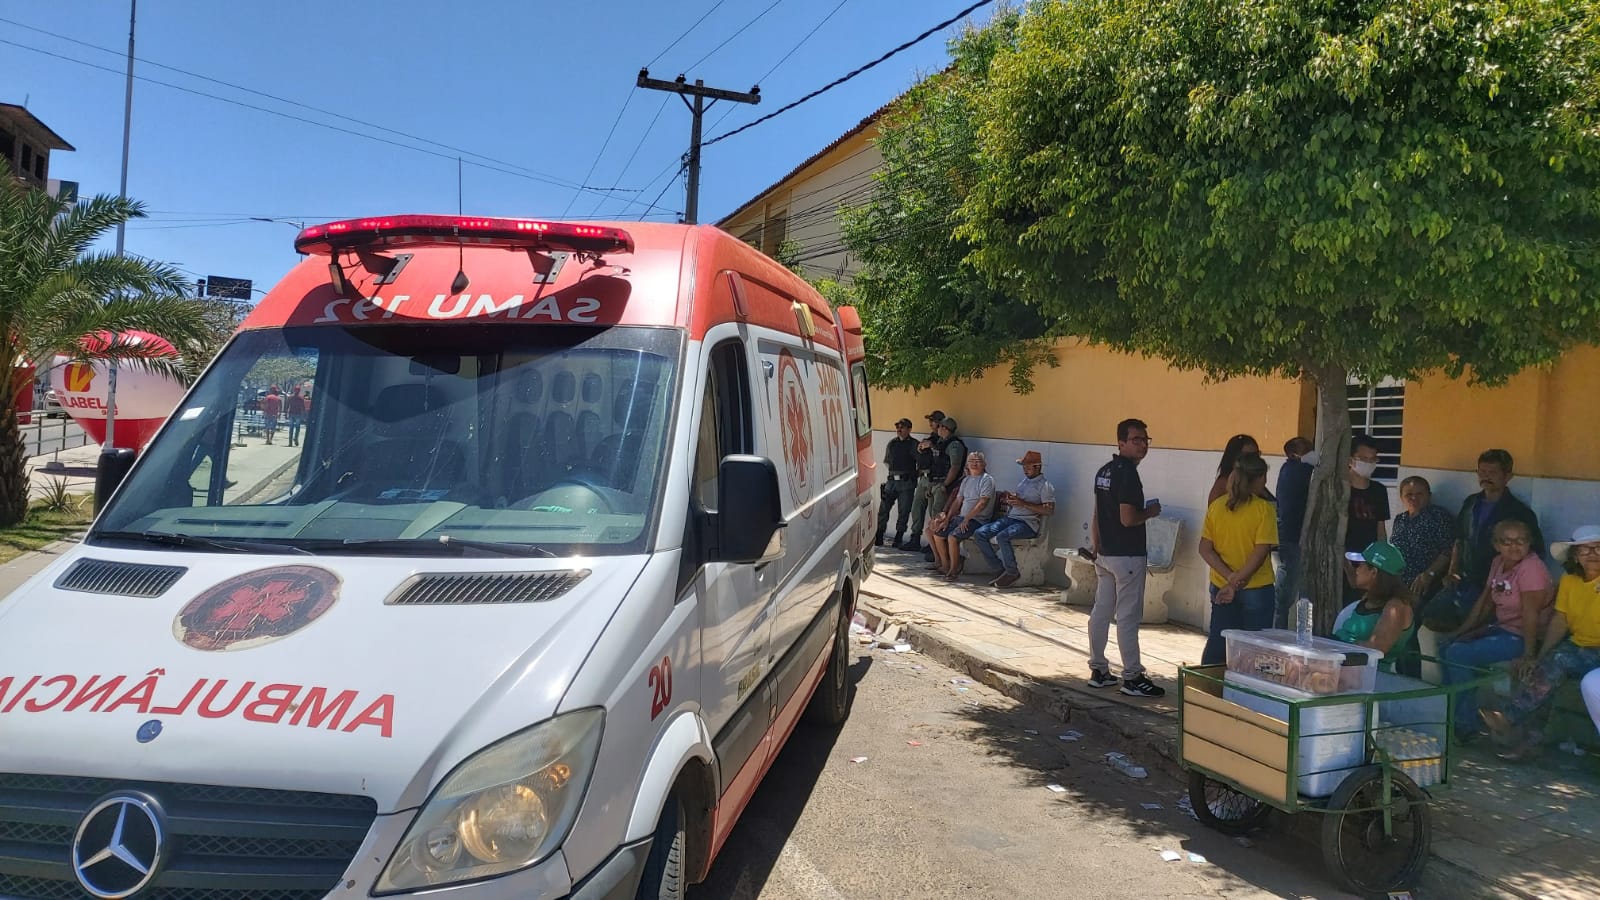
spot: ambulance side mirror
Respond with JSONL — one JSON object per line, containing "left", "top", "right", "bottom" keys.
{"left": 713, "top": 455, "right": 785, "bottom": 565}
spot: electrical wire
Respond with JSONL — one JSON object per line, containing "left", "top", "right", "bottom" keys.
{"left": 589, "top": 95, "right": 672, "bottom": 218}
{"left": 561, "top": 91, "right": 635, "bottom": 216}
{"left": 703, "top": 0, "right": 993, "bottom": 147}
{"left": 0, "top": 35, "right": 669, "bottom": 213}
{"left": 684, "top": 0, "right": 786, "bottom": 73}
{"left": 646, "top": 0, "right": 732, "bottom": 69}
{"left": 640, "top": 164, "right": 688, "bottom": 222}
{"left": 704, "top": 0, "right": 854, "bottom": 136}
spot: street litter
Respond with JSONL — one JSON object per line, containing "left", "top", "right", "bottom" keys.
{"left": 1046, "top": 784, "right": 1067, "bottom": 793}
{"left": 849, "top": 756, "right": 868, "bottom": 764}
{"left": 1386, "top": 893, "right": 1415, "bottom": 900}
{"left": 950, "top": 677, "right": 974, "bottom": 685}
{"left": 1187, "top": 852, "right": 1206, "bottom": 864}
{"left": 1023, "top": 729, "right": 1039, "bottom": 735}
{"left": 1158, "top": 850, "right": 1182, "bottom": 862}
{"left": 1105, "top": 752, "right": 1148, "bottom": 779}
{"left": 875, "top": 624, "right": 902, "bottom": 647}
{"left": 956, "top": 687, "right": 969, "bottom": 693}
{"left": 1176, "top": 795, "right": 1199, "bottom": 820}
{"left": 1058, "top": 731, "right": 1083, "bottom": 742}
{"left": 906, "top": 740, "right": 923, "bottom": 747}
{"left": 893, "top": 643, "right": 913, "bottom": 652}
{"left": 911, "top": 665, "right": 926, "bottom": 671}
{"left": 1140, "top": 802, "right": 1162, "bottom": 810}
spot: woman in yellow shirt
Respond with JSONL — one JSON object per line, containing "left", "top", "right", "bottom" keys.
{"left": 1482, "top": 525, "right": 1600, "bottom": 760}
{"left": 1198, "top": 453, "right": 1278, "bottom": 665}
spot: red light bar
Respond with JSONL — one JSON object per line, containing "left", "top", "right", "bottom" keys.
{"left": 293, "top": 215, "right": 634, "bottom": 256}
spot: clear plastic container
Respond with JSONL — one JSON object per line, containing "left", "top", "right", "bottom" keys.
{"left": 1222, "top": 628, "right": 1384, "bottom": 695}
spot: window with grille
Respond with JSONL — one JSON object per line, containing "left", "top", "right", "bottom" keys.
{"left": 1347, "top": 379, "right": 1405, "bottom": 482}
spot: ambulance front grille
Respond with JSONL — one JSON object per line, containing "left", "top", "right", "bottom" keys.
{"left": 0, "top": 774, "right": 377, "bottom": 899}
{"left": 386, "top": 569, "right": 591, "bottom": 605}
{"left": 53, "top": 558, "right": 187, "bottom": 598}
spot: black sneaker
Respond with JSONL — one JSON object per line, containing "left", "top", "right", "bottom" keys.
{"left": 1120, "top": 675, "right": 1166, "bottom": 698}
{"left": 1087, "top": 669, "right": 1118, "bottom": 688}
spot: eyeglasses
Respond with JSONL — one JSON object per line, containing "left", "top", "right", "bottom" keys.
{"left": 1126, "top": 436, "right": 1152, "bottom": 444}
{"left": 1575, "top": 544, "right": 1600, "bottom": 556}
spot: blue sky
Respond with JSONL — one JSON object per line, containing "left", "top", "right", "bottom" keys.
{"left": 3, "top": 0, "right": 994, "bottom": 299}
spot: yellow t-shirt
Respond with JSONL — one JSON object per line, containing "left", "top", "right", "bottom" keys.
{"left": 1556, "top": 572, "right": 1600, "bottom": 648}
{"left": 1200, "top": 495, "right": 1280, "bottom": 589}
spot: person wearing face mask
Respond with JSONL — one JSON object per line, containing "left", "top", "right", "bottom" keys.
{"left": 1345, "top": 433, "right": 1391, "bottom": 550}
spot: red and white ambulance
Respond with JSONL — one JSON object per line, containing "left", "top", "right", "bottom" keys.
{"left": 0, "top": 215, "right": 876, "bottom": 899}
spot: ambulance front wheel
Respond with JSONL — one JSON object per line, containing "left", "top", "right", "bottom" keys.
{"left": 804, "top": 602, "right": 853, "bottom": 727}
{"left": 634, "top": 794, "right": 685, "bottom": 900}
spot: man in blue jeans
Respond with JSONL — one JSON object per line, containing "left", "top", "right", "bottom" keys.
{"left": 974, "top": 450, "right": 1056, "bottom": 588}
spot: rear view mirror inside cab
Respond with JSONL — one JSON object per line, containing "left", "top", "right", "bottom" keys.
{"left": 408, "top": 355, "right": 461, "bottom": 376}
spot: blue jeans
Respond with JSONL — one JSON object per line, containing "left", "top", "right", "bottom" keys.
{"left": 1202, "top": 583, "right": 1277, "bottom": 666}
{"left": 1442, "top": 626, "right": 1526, "bottom": 732}
{"left": 1273, "top": 543, "right": 1302, "bottom": 628}
{"left": 973, "top": 517, "right": 1037, "bottom": 575}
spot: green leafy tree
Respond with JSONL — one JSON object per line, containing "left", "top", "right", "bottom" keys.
{"left": 960, "top": 0, "right": 1600, "bottom": 629}
{"left": 840, "top": 7, "right": 1059, "bottom": 393}
{"left": 0, "top": 162, "right": 216, "bottom": 525}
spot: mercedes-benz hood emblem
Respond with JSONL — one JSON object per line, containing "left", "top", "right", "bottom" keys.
{"left": 71, "top": 793, "right": 167, "bottom": 899}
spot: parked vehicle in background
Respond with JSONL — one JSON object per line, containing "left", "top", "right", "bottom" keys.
{"left": 0, "top": 216, "right": 873, "bottom": 900}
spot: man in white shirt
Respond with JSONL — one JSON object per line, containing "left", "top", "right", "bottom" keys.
{"left": 974, "top": 450, "right": 1056, "bottom": 588}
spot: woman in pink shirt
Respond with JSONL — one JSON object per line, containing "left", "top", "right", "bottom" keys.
{"left": 1441, "top": 519, "right": 1552, "bottom": 738}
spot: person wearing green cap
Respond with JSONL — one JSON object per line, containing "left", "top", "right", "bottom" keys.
{"left": 1333, "top": 541, "right": 1416, "bottom": 655}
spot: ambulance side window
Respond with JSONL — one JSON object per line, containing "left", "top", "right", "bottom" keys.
{"left": 692, "top": 341, "right": 752, "bottom": 512}
{"left": 850, "top": 363, "right": 872, "bottom": 438}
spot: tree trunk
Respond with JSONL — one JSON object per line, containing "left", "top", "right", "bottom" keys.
{"left": 1300, "top": 365, "right": 1353, "bottom": 635}
{"left": 0, "top": 390, "right": 29, "bottom": 527}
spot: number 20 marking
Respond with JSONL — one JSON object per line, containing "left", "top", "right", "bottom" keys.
{"left": 649, "top": 656, "right": 673, "bottom": 720}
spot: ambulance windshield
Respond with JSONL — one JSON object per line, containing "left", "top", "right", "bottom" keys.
{"left": 92, "top": 324, "right": 682, "bottom": 556}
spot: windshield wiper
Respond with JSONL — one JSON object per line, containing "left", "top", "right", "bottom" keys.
{"left": 329, "top": 536, "right": 556, "bottom": 558}
{"left": 96, "top": 530, "right": 313, "bottom": 555}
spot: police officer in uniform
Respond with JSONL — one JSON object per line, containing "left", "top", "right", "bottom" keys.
{"left": 900, "top": 410, "right": 947, "bottom": 550}
{"left": 876, "top": 418, "right": 919, "bottom": 547}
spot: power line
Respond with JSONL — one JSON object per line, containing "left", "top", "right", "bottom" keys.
{"left": 647, "top": 0, "right": 732, "bottom": 68}
{"left": 589, "top": 95, "right": 671, "bottom": 218}
{"left": 704, "top": 0, "right": 993, "bottom": 147}
{"left": 561, "top": 90, "right": 635, "bottom": 216}
{"left": 684, "top": 0, "right": 786, "bottom": 73}
{"left": 640, "top": 164, "right": 688, "bottom": 222}
{"left": 0, "top": 35, "right": 670, "bottom": 213}
{"left": 0, "top": 16, "right": 599, "bottom": 193}
{"left": 705, "top": 0, "right": 854, "bottom": 136}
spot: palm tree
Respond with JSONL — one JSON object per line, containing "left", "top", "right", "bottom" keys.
{"left": 0, "top": 160, "right": 215, "bottom": 526}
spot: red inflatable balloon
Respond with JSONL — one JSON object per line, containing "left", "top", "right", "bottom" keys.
{"left": 50, "top": 330, "right": 186, "bottom": 451}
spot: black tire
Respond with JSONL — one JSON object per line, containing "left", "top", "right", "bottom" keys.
{"left": 1187, "top": 769, "right": 1271, "bottom": 835}
{"left": 804, "top": 607, "right": 852, "bottom": 726}
{"left": 634, "top": 795, "right": 685, "bottom": 900}
{"left": 1320, "top": 765, "right": 1431, "bottom": 897}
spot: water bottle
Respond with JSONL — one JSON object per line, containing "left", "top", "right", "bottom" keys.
{"left": 1294, "top": 596, "right": 1314, "bottom": 646}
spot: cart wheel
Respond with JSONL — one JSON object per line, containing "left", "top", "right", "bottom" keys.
{"left": 1321, "top": 765, "right": 1431, "bottom": 896}
{"left": 1188, "top": 769, "right": 1270, "bottom": 835}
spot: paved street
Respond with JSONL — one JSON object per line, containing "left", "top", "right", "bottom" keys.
{"left": 18, "top": 415, "right": 88, "bottom": 461}
{"left": 697, "top": 641, "right": 1343, "bottom": 900}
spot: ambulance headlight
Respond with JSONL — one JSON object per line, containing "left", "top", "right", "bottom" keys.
{"left": 375, "top": 709, "right": 604, "bottom": 893}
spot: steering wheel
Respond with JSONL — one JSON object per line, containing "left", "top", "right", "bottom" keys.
{"left": 523, "top": 477, "right": 614, "bottom": 515}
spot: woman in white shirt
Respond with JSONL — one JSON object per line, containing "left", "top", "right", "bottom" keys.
{"left": 929, "top": 452, "right": 996, "bottom": 581}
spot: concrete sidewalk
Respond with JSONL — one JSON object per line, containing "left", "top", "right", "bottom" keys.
{"left": 860, "top": 549, "right": 1600, "bottom": 900}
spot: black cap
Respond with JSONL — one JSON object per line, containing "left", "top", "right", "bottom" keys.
{"left": 926, "top": 409, "right": 945, "bottom": 422}
{"left": 895, "top": 417, "right": 914, "bottom": 428}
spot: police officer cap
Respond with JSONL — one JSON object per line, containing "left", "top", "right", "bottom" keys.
{"left": 939, "top": 417, "right": 957, "bottom": 431}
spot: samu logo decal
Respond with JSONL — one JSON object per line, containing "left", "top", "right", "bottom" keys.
{"left": 173, "top": 566, "right": 340, "bottom": 652}
{"left": 776, "top": 350, "right": 813, "bottom": 509}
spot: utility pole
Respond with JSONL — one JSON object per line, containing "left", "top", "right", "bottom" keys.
{"left": 107, "top": 0, "right": 137, "bottom": 451}
{"left": 636, "top": 69, "right": 759, "bottom": 224}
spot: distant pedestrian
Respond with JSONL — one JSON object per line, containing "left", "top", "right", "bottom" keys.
{"left": 876, "top": 418, "right": 919, "bottom": 547}
{"left": 974, "top": 450, "right": 1056, "bottom": 588}
{"left": 900, "top": 410, "right": 946, "bottom": 551}
{"left": 1198, "top": 453, "right": 1278, "bottom": 665}
{"left": 1274, "top": 436, "right": 1314, "bottom": 626}
{"left": 260, "top": 386, "right": 282, "bottom": 445}
{"left": 1088, "top": 418, "right": 1165, "bottom": 698}
{"left": 285, "top": 386, "right": 307, "bottom": 447}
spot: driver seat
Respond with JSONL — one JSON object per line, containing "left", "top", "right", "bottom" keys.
{"left": 364, "top": 384, "right": 465, "bottom": 496}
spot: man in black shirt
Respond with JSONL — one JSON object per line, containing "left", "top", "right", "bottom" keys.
{"left": 876, "top": 418, "right": 919, "bottom": 547}
{"left": 899, "top": 410, "right": 947, "bottom": 551}
{"left": 1088, "top": 418, "right": 1165, "bottom": 698}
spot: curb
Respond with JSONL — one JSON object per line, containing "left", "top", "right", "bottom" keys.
{"left": 859, "top": 595, "right": 1516, "bottom": 900}
{"left": 234, "top": 457, "right": 300, "bottom": 505}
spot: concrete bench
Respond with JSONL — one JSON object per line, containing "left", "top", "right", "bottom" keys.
{"left": 959, "top": 518, "right": 1052, "bottom": 586}
{"left": 1051, "top": 517, "right": 1182, "bottom": 625}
